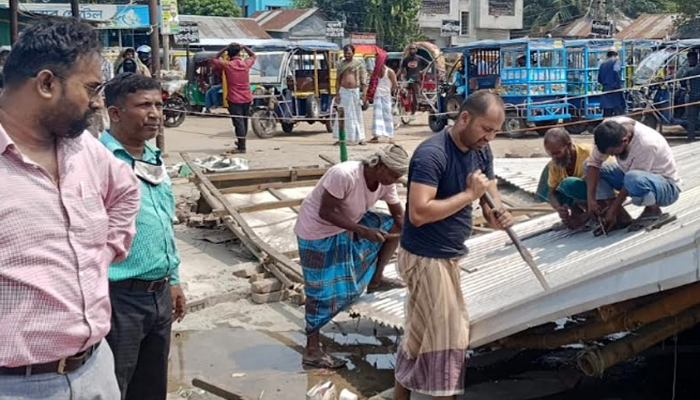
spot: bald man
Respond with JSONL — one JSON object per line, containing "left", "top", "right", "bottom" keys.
{"left": 543, "top": 128, "right": 592, "bottom": 229}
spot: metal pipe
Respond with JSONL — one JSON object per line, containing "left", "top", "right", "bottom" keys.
{"left": 9, "top": 0, "right": 18, "bottom": 45}
{"left": 501, "top": 281, "right": 700, "bottom": 349}
{"left": 577, "top": 301, "right": 700, "bottom": 377}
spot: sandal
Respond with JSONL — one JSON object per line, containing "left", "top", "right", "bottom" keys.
{"left": 628, "top": 213, "right": 669, "bottom": 232}
{"left": 302, "top": 354, "right": 348, "bottom": 369}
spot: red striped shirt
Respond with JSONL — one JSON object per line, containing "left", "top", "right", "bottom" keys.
{"left": 0, "top": 126, "right": 140, "bottom": 367}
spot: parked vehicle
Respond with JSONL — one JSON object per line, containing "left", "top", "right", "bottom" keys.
{"left": 161, "top": 80, "right": 188, "bottom": 128}
{"left": 565, "top": 39, "right": 626, "bottom": 134}
{"left": 630, "top": 39, "right": 700, "bottom": 133}
{"left": 435, "top": 39, "right": 570, "bottom": 137}
{"left": 249, "top": 41, "right": 341, "bottom": 138}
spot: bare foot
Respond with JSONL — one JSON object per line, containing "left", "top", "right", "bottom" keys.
{"left": 367, "top": 277, "right": 405, "bottom": 293}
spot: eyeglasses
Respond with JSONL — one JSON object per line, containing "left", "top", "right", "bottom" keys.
{"left": 50, "top": 72, "right": 106, "bottom": 102}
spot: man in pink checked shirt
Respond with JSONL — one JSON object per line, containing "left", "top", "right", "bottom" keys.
{"left": 0, "top": 19, "right": 140, "bottom": 400}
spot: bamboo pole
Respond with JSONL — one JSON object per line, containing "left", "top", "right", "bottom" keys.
{"left": 337, "top": 107, "right": 348, "bottom": 162}
{"left": 500, "top": 281, "right": 700, "bottom": 349}
{"left": 577, "top": 301, "right": 700, "bottom": 377}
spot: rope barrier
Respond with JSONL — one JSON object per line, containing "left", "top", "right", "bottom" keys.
{"left": 164, "top": 71, "right": 700, "bottom": 124}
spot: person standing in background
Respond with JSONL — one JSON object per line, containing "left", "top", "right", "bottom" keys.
{"left": 210, "top": 43, "right": 256, "bottom": 154}
{"left": 370, "top": 62, "right": 397, "bottom": 143}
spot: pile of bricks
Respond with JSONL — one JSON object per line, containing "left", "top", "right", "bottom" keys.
{"left": 233, "top": 263, "right": 305, "bottom": 305}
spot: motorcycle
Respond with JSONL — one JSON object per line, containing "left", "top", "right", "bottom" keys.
{"left": 161, "top": 80, "right": 188, "bottom": 128}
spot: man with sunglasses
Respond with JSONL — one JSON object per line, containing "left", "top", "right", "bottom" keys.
{"left": 0, "top": 19, "right": 140, "bottom": 399}
{"left": 99, "top": 73, "right": 186, "bottom": 400}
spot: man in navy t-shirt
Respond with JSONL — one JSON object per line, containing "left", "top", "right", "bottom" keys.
{"left": 394, "top": 91, "right": 514, "bottom": 399}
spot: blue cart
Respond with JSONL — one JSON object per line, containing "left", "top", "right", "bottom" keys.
{"left": 565, "top": 39, "right": 626, "bottom": 134}
{"left": 434, "top": 39, "right": 570, "bottom": 138}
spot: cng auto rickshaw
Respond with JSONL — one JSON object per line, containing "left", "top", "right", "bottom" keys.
{"left": 630, "top": 39, "right": 700, "bottom": 133}
{"left": 434, "top": 39, "right": 570, "bottom": 137}
{"left": 565, "top": 39, "right": 626, "bottom": 134}
{"left": 250, "top": 41, "right": 341, "bottom": 138}
{"left": 624, "top": 39, "right": 659, "bottom": 87}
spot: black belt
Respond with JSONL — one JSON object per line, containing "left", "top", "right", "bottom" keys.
{"left": 0, "top": 342, "right": 100, "bottom": 376}
{"left": 110, "top": 277, "right": 170, "bottom": 293}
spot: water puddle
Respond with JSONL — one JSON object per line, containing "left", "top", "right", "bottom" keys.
{"left": 168, "top": 326, "right": 397, "bottom": 399}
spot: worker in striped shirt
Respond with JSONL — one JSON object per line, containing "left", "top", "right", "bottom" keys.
{"left": 100, "top": 73, "right": 186, "bottom": 400}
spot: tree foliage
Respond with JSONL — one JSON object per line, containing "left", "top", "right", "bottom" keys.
{"left": 291, "top": 0, "right": 422, "bottom": 50}
{"left": 291, "top": 0, "right": 314, "bottom": 8}
{"left": 365, "top": 0, "right": 423, "bottom": 50}
{"left": 178, "top": 0, "right": 242, "bottom": 17}
{"left": 523, "top": 0, "right": 675, "bottom": 33}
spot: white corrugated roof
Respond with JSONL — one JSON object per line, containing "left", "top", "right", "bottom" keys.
{"left": 350, "top": 141, "right": 700, "bottom": 348}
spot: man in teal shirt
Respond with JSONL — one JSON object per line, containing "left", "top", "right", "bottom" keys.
{"left": 100, "top": 73, "right": 186, "bottom": 400}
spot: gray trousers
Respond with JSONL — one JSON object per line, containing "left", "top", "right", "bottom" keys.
{"left": 0, "top": 340, "right": 120, "bottom": 400}
{"left": 106, "top": 284, "right": 172, "bottom": 400}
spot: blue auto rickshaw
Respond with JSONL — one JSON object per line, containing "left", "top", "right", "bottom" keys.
{"left": 565, "top": 39, "right": 627, "bottom": 133}
{"left": 433, "top": 39, "right": 570, "bottom": 138}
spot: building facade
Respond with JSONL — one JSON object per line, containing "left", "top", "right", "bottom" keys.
{"left": 238, "top": 0, "right": 291, "bottom": 18}
{"left": 420, "top": 0, "right": 523, "bottom": 47}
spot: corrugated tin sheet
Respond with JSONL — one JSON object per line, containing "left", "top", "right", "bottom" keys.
{"left": 253, "top": 8, "right": 316, "bottom": 32}
{"left": 351, "top": 141, "right": 700, "bottom": 348}
{"left": 615, "top": 13, "right": 679, "bottom": 40}
{"left": 551, "top": 16, "right": 631, "bottom": 38}
{"left": 179, "top": 15, "right": 270, "bottom": 40}
{"left": 494, "top": 158, "right": 548, "bottom": 195}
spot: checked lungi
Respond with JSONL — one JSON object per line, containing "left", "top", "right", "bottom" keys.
{"left": 297, "top": 211, "right": 394, "bottom": 334}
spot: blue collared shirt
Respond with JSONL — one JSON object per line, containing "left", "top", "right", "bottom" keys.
{"left": 99, "top": 131, "right": 180, "bottom": 284}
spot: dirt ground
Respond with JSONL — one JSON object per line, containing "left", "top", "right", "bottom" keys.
{"left": 163, "top": 112, "right": 696, "bottom": 400}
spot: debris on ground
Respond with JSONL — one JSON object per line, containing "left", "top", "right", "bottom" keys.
{"left": 307, "top": 381, "right": 337, "bottom": 400}
{"left": 193, "top": 156, "right": 249, "bottom": 173}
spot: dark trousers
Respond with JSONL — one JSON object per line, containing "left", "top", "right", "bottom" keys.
{"left": 409, "top": 81, "right": 420, "bottom": 114}
{"left": 106, "top": 284, "right": 172, "bottom": 400}
{"left": 228, "top": 102, "right": 251, "bottom": 149}
{"left": 686, "top": 96, "right": 700, "bottom": 141}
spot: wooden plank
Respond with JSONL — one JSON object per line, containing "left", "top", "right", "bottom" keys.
{"left": 237, "top": 198, "right": 304, "bottom": 214}
{"left": 198, "top": 183, "right": 227, "bottom": 217}
{"left": 219, "top": 179, "right": 318, "bottom": 194}
{"left": 207, "top": 167, "right": 327, "bottom": 183}
{"left": 181, "top": 153, "right": 305, "bottom": 283}
{"left": 269, "top": 188, "right": 301, "bottom": 214}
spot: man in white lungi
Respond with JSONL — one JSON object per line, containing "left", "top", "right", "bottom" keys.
{"left": 334, "top": 44, "right": 367, "bottom": 145}
{"left": 370, "top": 62, "right": 398, "bottom": 143}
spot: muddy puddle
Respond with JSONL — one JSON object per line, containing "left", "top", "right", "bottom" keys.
{"left": 168, "top": 325, "right": 398, "bottom": 399}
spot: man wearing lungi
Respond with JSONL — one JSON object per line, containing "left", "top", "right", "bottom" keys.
{"left": 394, "top": 91, "right": 514, "bottom": 399}
{"left": 295, "top": 145, "right": 410, "bottom": 369}
{"left": 334, "top": 44, "right": 368, "bottom": 145}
